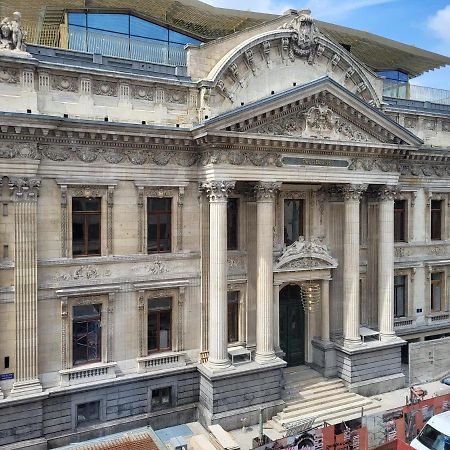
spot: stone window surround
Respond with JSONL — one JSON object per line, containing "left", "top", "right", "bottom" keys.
{"left": 59, "top": 292, "right": 115, "bottom": 370}
{"left": 227, "top": 281, "right": 247, "bottom": 348}
{"left": 425, "top": 264, "right": 449, "bottom": 315}
{"left": 134, "top": 182, "right": 187, "bottom": 254}
{"left": 57, "top": 180, "right": 117, "bottom": 258}
{"left": 137, "top": 286, "right": 186, "bottom": 358}
{"left": 426, "top": 191, "right": 449, "bottom": 242}
{"left": 394, "top": 190, "right": 416, "bottom": 243}
{"left": 71, "top": 392, "right": 106, "bottom": 431}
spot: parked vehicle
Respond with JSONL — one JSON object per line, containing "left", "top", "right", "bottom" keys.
{"left": 410, "top": 411, "right": 450, "bottom": 450}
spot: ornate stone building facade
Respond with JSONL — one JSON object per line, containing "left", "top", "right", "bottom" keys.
{"left": 1, "top": 4, "right": 450, "bottom": 448}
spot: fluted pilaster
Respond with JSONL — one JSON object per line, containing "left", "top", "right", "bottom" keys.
{"left": 201, "top": 180, "right": 235, "bottom": 370}
{"left": 342, "top": 184, "right": 366, "bottom": 346}
{"left": 9, "top": 178, "right": 43, "bottom": 396}
{"left": 378, "top": 186, "right": 397, "bottom": 340}
{"left": 255, "top": 182, "right": 280, "bottom": 364}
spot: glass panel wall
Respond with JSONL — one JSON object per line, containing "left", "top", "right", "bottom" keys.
{"left": 68, "top": 12, "right": 201, "bottom": 65}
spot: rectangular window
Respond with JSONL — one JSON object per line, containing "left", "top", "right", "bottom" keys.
{"left": 72, "top": 304, "right": 102, "bottom": 366}
{"left": 227, "top": 291, "right": 239, "bottom": 343}
{"left": 76, "top": 401, "right": 100, "bottom": 427}
{"left": 227, "top": 198, "right": 239, "bottom": 250}
{"left": 431, "top": 200, "right": 442, "bottom": 241}
{"left": 284, "top": 199, "right": 304, "bottom": 246}
{"left": 72, "top": 197, "right": 101, "bottom": 257}
{"left": 151, "top": 387, "right": 171, "bottom": 409}
{"left": 147, "top": 198, "right": 171, "bottom": 253}
{"left": 394, "top": 275, "right": 407, "bottom": 318}
{"left": 394, "top": 200, "right": 406, "bottom": 242}
{"left": 148, "top": 297, "right": 172, "bottom": 353}
{"left": 431, "top": 273, "right": 443, "bottom": 312}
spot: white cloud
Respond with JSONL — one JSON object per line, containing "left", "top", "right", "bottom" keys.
{"left": 201, "top": 0, "right": 395, "bottom": 20}
{"left": 428, "top": 5, "right": 450, "bottom": 45}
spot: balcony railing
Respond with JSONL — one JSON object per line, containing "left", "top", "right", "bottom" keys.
{"left": 68, "top": 28, "right": 187, "bottom": 66}
{"left": 383, "top": 80, "right": 450, "bottom": 106}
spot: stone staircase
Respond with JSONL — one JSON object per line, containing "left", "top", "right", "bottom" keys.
{"left": 268, "top": 366, "right": 380, "bottom": 432}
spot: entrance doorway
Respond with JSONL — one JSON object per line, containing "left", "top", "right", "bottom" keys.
{"left": 279, "top": 284, "right": 306, "bottom": 367}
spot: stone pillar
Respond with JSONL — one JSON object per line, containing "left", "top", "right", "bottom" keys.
{"left": 273, "top": 281, "right": 282, "bottom": 354}
{"left": 321, "top": 279, "right": 330, "bottom": 342}
{"left": 202, "top": 181, "right": 235, "bottom": 370}
{"left": 255, "top": 182, "right": 280, "bottom": 364}
{"left": 342, "top": 184, "right": 366, "bottom": 347}
{"left": 378, "top": 186, "right": 397, "bottom": 340}
{"left": 10, "top": 178, "right": 43, "bottom": 396}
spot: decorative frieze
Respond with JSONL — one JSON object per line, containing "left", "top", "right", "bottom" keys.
{"left": 131, "top": 85, "right": 154, "bottom": 101}
{"left": 200, "top": 150, "right": 282, "bottom": 167}
{"left": 92, "top": 80, "right": 118, "bottom": 97}
{"left": 52, "top": 265, "right": 112, "bottom": 282}
{"left": 0, "top": 68, "right": 19, "bottom": 84}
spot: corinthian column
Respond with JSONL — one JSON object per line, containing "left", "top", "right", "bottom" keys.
{"left": 342, "top": 184, "right": 367, "bottom": 346}
{"left": 255, "top": 182, "right": 281, "bottom": 364}
{"left": 10, "top": 178, "right": 43, "bottom": 396}
{"left": 378, "top": 186, "right": 397, "bottom": 340}
{"left": 201, "top": 180, "right": 235, "bottom": 370}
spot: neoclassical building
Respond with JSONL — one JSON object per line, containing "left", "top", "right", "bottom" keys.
{"left": 1, "top": 2, "right": 450, "bottom": 448}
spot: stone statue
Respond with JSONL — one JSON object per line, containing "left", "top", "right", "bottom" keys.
{"left": 0, "top": 11, "right": 26, "bottom": 51}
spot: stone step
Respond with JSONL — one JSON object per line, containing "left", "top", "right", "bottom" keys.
{"left": 275, "top": 397, "right": 376, "bottom": 427}
{"left": 284, "top": 379, "right": 344, "bottom": 395}
{"left": 277, "top": 393, "right": 365, "bottom": 420}
{"left": 283, "top": 386, "right": 348, "bottom": 406}
{"left": 324, "top": 402, "right": 381, "bottom": 425}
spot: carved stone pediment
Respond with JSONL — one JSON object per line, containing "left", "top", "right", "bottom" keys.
{"left": 275, "top": 237, "right": 338, "bottom": 271}
{"left": 241, "top": 101, "right": 376, "bottom": 143}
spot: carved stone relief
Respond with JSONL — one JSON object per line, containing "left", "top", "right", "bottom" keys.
{"left": 92, "top": 80, "right": 118, "bottom": 97}
{"left": 52, "top": 265, "right": 112, "bottom": 282}
{"left": 0, "top": 11, "right": 26, "bottom": 52}
{"left": 51, "top": 75, "right": 78, "bottom": 92}
{"left": 131, "top": 85, "right": 154, "bottom": 101}
{"left": 0, "top": 68, "right": 19, "bottom": 83}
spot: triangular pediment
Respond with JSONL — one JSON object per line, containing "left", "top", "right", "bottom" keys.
{"left": 203, "top": 77, "right": 423, "bottom": 147}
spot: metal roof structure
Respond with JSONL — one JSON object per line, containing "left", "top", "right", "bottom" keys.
{"left": 1, "top": 0, "right": 449, "bottom": 77}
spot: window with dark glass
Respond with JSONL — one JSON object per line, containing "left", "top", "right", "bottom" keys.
{"left": 147, "top": 198, "right": 171, "bottom": 253}
{"left": 76, "top": 401, "right": 100, "bottom": 427}
{"left": 227, "top": 198, "right": 238, "bottom": 250}
{"left": 227, "top": 291, "right": 239, "bottom": 343}
{"left": 431, "top": 200, "right": 443, "bottom": 240}
{"left": 151, "top": 387, "right": 171, "bottom": 409}
{"left": 431, "top": 273, "right": 443, "bottom": 312}
{"left": 284, "top": 199, "right": 304, "bottom": 246}
{"left": 394, "top": 275, "right": 407, "bottom": 318}
{"left": 394, "top": 200, "right": 406, "bottom": 242}
{"left": 148, "top": 298, "right": 172, "bottom": 353}
{"left": 72, "top": 197, "right": 101, "bottom": 257}
{"left": 72, "top": 304, "right": 101, "bottom": 366}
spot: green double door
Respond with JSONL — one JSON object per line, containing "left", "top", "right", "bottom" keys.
{"left": 279, "top": 284, "right": 306, "bottom": 367}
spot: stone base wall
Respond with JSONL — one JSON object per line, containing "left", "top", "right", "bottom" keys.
{"left": 198, "top": 360, "right": 285, "bottom": 430}
{"left": 0, "top": 367, "right": 199, "bottom": 448}
{"left": 312, "top": 339, "right": 337, "bottom": 378}
{"left": 335, "top": 340, "right": 406, "bottom": 395}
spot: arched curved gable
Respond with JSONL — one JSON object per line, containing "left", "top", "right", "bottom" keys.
{"left": 203, "top": 10, "right": 382, "bottom": 118}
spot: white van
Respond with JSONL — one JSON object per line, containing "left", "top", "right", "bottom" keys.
{"left": 410, "top": 411, "right": 450, "bottom": 450}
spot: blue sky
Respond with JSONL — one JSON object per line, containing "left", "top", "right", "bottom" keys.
{"left": 202, "top": 0, "right": 450, "bottom": 89}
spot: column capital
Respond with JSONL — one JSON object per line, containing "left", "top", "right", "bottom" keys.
{"left": 9, "top": 177, "right": 41, "bottom": 202}
{"left": 342, "top": 183, "right": 367, "bottom": 201}
{"left": 377, "top": 185, "right": 400, "bottom": 202}
{"left": 200, "top": 180, "right": 235, "bottom": 201}
{"left": 254, "top": 181, "right": 281, "bottom": 201}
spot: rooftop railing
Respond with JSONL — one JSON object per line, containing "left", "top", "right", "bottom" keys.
{"left": 383, "top": 80, "right": 450, "bottom": 106}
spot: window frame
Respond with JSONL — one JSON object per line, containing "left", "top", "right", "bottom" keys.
{"left": 430, "top": 272, "right": 444, "bottom": 312}
{"left": 147, "top": 197, "right": 172, "bottom": 254}
{"left": 76, "top": 400, "right": 101, "bottom": 428}
{"left": 227, "top": 291, "right": 239, "bottom": 344}
{"left": 72, "top": 304, "right": 102, "bottom": 366}
{"left": 227, "top": 197, "right": 239, "bottom": 251}
{"left": 72, "top": 196, "right": 102, "bottom": 258}
{"left": 394, "top": 275, "right": 407, "bottom": 318}
{"left": 431, "top": 199, "right": 443, "bottom": 241}
{"left": 394, "top": 199, "right": 407, "bottom": 243}
{"left": 147, "top": 297, "right": 172, "bottom": 354}
{"left": 283, "top": 197, "right": 306, "bottom": 246}
{"left": 150, "top": 386, "right": 172, "bottom": 410}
